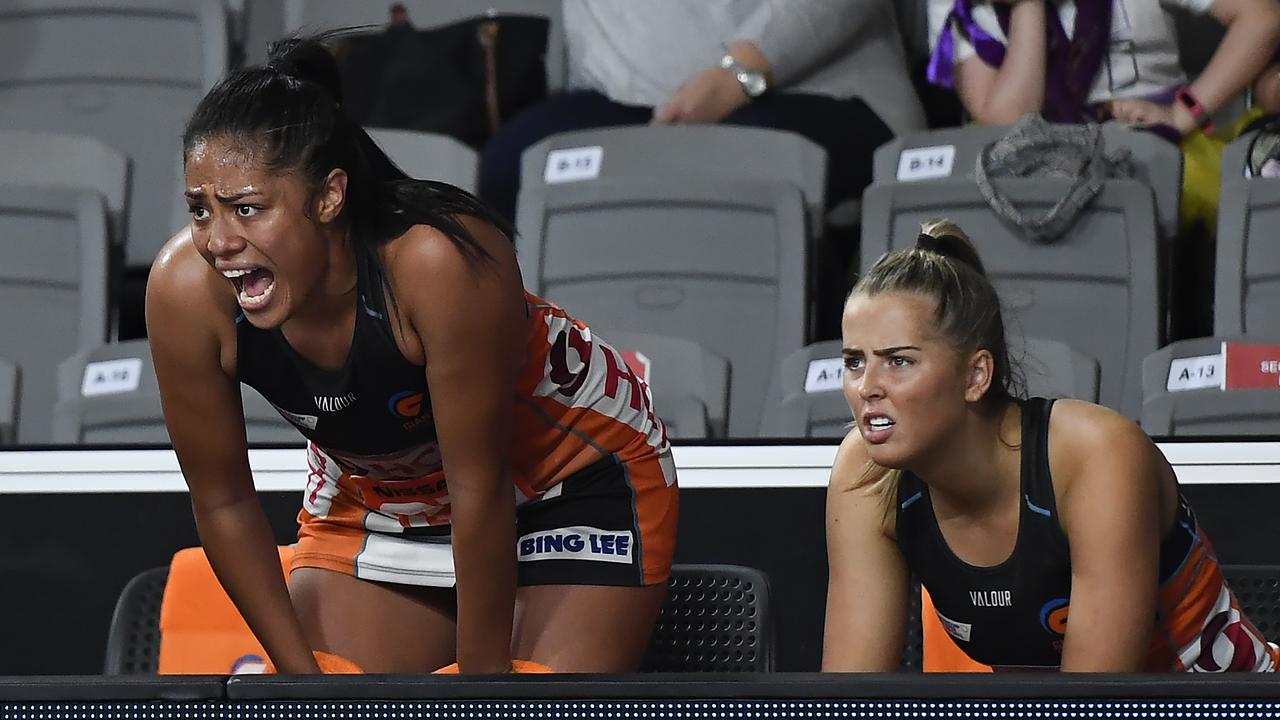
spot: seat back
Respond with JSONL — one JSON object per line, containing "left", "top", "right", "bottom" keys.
{"left": 861, "top": 178, "right": 1160, "bottom": 418}
{"left": 0, "top": 130, "right": 130, "bottom": 245}
{"left": 517, "top": 177, "right": 807, "bottom": 436}
{"left": 0, "top": 0, "right": 228, "bottom": 267}
{"left": 641, "top": 564, "right": 774, "bottom": 672}
{"left": 103, "top": 566, "right": 167, "bottom": 674}
{"left": 366, "top": 127, "right": 479, "bottom": 193}
{"left": 872, "top": 124, "right": 1181, "bottom": 240}
{"left": 1216, "top": 170, "right": 1280, "bottom": 335}
{"left": 524, "top": 125, "right": 828, "bottom": 228}
{"left": 0, "top": 185, "right": 110, "bottom": 443}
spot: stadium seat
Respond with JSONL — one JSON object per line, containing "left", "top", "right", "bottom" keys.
{"left": 1216, "top": 141, "right": 1280, "bottom": 335}
{"left": 52, "top": 339, "right": 306, "bottom": 445}
{"left": 516, "top": 176, "right": 807, "bottom": 437}
{"left": 1141, "top": 336, "right": 1280, "bottom": 436}
{"left": 366, "top": 127, "right": 479, "bottom": 193}
{"left": 0, "top": 185, "right": 110, "bottom": 443}
{"left": 593, "top": 330, "right": 731, "bottom": 440}
{"left": 641, "top": 564, "right": 775, "bottom": 673}
{"left": 0, "top": 0, "right": 229, "bottom": 269}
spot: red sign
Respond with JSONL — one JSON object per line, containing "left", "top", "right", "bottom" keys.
{"left": 620, "top": 350, "right": 652, "bottom": 384}
{"left": 1224, "top": 343, "right": 1280, "bottom": 390}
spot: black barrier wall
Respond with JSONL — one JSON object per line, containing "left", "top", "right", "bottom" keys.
{"left": 3, "top": 448, "right": 1280, "bottom": 674}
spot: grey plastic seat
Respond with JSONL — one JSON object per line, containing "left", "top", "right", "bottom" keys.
{"left": 526, "top": 125, "right": 828, "bottom": 229}
{"left": 517, "top": 177, "right": 807, "bottom": 437}
{"left": 594, "top": 330, "right": 731, "bottom": 439}
{"left": 282, "top": 0, "right": 566, "bottom": 91}
{"left": 860, "top": 178, "right": 1160, "bottom": 419}
{"left": 872, "top": 123, "right": 1182, "bottom": 241}
{"left": 759, "top": 337, "right": 1100, "bottom": 438}
{"left": 0, "top": 130, "right": 131, "bottom": 247}
{"left": 0, "top": 185, "right": 110, "bottom": 444}
{"left": 367, "top": 127, "right": 479, "bottom": 193}
{"left": 53, "top": 339, "right": 305, "bottom": 445}
{"left": 0, "top": 358, "right": 18, "bottom": 446}
{"left": 0, "top": 0, "right": 228, "bottom": 268}
{"left": 1216, "top": 144, "right": 1280, "bottom": 335}
{"left": 1141, "top": 336, "right": 1280, "bottom": 436}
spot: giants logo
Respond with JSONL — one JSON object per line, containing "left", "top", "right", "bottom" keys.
{"left": 540, "top": 319, "right": 669, "bottom": 448}
{"left": 1039, "top": 598, "right": 1069, "bottom": 637}
{"left": 388, "top": 390, "right": 431, "bottom": 431}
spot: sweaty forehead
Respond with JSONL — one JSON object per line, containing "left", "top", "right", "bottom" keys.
{"left": 185, "top": 136, "right": 269, "bottom": 174}
{"left": 185, "top": 137, "right": 274, "bottom": 188}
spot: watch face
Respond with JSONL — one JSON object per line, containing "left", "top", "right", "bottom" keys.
{"left": 742, "top": 72, "right": 767, "bottom": 97}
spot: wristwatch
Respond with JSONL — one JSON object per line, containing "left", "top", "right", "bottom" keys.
{"left": 719, "top": 52, "right": 768, "bottom": 98}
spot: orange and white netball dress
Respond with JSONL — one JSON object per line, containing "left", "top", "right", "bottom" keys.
{"left": 235, "top": 245, "right": 678, "bottom": 588}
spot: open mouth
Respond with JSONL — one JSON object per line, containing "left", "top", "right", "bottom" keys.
{"left": 861, "top": 413, "right": 896, "bottom": 442}
{"left": 222, "top": 266, "right": 276, "bottom": 310}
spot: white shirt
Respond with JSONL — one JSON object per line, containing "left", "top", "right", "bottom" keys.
{"left": 927, "top": 0, "right": 1217, "bottom": 104}
{"left": 563, "top": 0, "right": 926, "bottom": 135}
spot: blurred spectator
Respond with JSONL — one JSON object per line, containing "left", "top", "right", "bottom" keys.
{"left": 925, "top": 0, "right": 1280, "bottom": 139}
{"left": 477, "top": 0, "right": 927, "bottom": 225}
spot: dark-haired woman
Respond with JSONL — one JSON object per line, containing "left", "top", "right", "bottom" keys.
{"left": 821, "top": 220, "right": 1277, "bottom": 672}
{"left": 146, "top": 36, "right": 678, "bottom": 675}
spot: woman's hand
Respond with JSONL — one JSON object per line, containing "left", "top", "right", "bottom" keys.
{"left": 1105, "top": 98, "right": 1195, "bottom": 135}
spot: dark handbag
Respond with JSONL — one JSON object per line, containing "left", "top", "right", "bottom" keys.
{"left": 337, "top": 15, "right": 550, "bottom": 148}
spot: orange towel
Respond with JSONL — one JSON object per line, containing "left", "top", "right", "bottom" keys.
{"left": 265, "top": 650, "right": 363, "bottom": 674}
{"left": 434, "top": 659, "right": 553, "bottom": 674}
{"left": 158, "top": 546, "right": 294, "bottom": 674}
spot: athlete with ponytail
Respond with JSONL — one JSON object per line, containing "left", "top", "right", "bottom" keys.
{"left": 821, "top": 220, "right": 1276, "bottom": 673}
{"left": 146, "top": 34, "right": 677, "bottom": 675}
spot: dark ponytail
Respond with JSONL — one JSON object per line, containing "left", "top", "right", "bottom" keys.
{"left": 182, "top": 31, "right": 512, "bottom": 264}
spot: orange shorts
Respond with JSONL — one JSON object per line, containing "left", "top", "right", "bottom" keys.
{"left": 292, "top": 453, "right": 678, "bottom": 588}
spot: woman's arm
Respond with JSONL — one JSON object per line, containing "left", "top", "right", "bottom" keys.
{"left": 1111, "top": 0, "right": 1280, "bottom": 133}
{"left": 1252, "top": 62, "right": 1280, "bottom": 114}
{"left": 822, "top": 432, "right": 910, "bottom": 671}
{"left": 1185, "top": 0, "right": 1280, "bottom": 121}
{"left": 391, "top": 220, "right": 528, "bottom": 674}
{"left": 1051, "top": 401, "right": 1167, "bottom": 672}
{"left": 146, "top": 230, "right": 319, "bottom": 674}
{"left": 953, "top": 0, "right": 1049, "bottom": 125}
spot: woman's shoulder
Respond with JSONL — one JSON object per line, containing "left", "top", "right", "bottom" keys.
{"left": 1044, "top": 397, "right": 1161, "bottom": 492}
{"left": 380, "top": 216, "right": 517, "bottom": 277}
{"left": 1045, "top": 397, "right": 1147, "bottom": 448}
{"left": 147, "top": 227, "right": 239, "bottom": 325}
